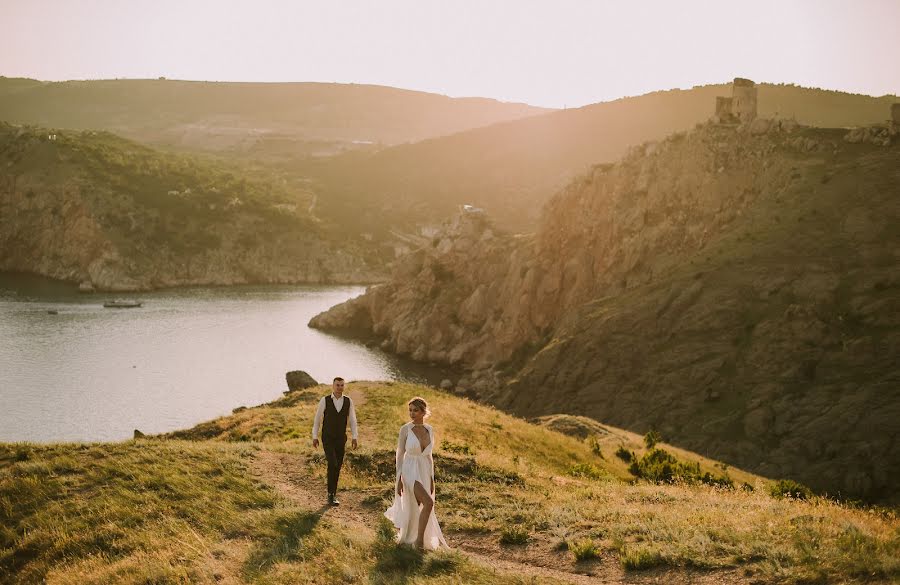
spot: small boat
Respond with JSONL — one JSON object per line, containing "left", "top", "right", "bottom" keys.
{"left": 47, "top": 309, "right": 58, "bottom": 315}
{"left": 103, "top": 300, "right": 143, "bottom": 309}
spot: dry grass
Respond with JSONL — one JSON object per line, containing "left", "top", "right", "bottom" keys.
{"left": 2, "top": 382, "right": 898, "bottom": 583}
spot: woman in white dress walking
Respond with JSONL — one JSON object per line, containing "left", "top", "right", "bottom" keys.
{"left": 384, "top": 397, "right": 448, "bottom": 550}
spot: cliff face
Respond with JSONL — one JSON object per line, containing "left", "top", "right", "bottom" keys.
{"left": 0, "top": 124, "right": 380, "bottom": 290}
{"left": 310, "top": 121, "right": 900, "bottom": 502}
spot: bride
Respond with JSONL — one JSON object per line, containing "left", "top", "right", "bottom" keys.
{"left": 384, "top": 397, "right": 449, "bottom": 550}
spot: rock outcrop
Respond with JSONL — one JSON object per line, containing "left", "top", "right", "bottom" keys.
{"left": 311, "top": 121, "right": 900, "bottom": 503}
{"left": 285, "top": 371, "right": 318, "bottom": 392}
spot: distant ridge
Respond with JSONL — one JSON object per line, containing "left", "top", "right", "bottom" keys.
{"left": 300, "top": 82, "right": 898, "bottom": 233}
{"left": 0, "top": 76, "right": 549, "bottom": 155}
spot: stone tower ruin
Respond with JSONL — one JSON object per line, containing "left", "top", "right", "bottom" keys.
{"left": 713, "top": 78, "right": 758, "bottom": 123}
{"left": 731, "top": 78, "right": 758, "bottom": 122}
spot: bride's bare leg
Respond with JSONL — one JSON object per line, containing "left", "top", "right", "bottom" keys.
{"left": 413, "top": 481, "right": 433, "bottom": 549}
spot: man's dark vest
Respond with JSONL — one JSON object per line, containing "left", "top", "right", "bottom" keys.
{"left": 322, "top": 395, "right": 350, "bottom": 440}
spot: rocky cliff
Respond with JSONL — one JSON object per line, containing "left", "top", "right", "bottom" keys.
{"left": 310, "top": 120, "right": 900, "bottom": 502}
{"left": 0, "top": 124, "right": 380, "bottom": 290}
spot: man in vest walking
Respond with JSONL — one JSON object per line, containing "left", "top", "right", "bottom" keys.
{"left": 312, "top": 377, "right": 358, "bottom": 506}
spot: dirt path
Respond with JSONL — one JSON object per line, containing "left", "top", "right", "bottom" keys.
{"left": 242, "top": 384, "right": 753, "bottom": 584}
{"left": 248, "top": 446, "right": 751, "bottom": 585}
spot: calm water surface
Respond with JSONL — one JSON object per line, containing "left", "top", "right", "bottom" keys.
{"left": 0, "top": 273, "right": 438, "bottom": 443}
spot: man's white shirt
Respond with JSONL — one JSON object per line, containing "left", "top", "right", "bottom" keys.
{"left": 311, "top": 393, "right": 358, "bottom": 440}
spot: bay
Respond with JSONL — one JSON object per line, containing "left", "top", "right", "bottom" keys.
{"left": 0, "top": 273, "right": 441, "bottom": 443}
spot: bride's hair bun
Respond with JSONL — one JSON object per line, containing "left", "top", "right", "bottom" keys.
{"left": 408, "top": 397, "right": 431, "bottom": 417}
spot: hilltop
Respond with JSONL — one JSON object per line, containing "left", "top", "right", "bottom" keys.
{"left": 0, "top": 123, "right": 380, "bottom": 291}
{"left": 309, "top": 120, "right": 900, "bottom": 503}
{"left": 0, "top": 77, "right": 548, "bottom": 157}
{"left": 1, "top": 381, "right": 897, "bottom": 584}
{"left": 297, "top": 82, "right": 897, "bottom": 235}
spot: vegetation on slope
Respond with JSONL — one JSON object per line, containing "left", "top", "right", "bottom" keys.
{"left": 0, "top": 77, "right": 547, "bottom": 156}
{"left": 295, "top": 82, "right": 897, "bottom": 234}
{"left": 0, "top": 123, "right": 380, "bottom": 289}
{"left": 308, "top": 123, "right": 900, "bottom": 503}
{"left": 3, "top": 382, "right": 896, "bottom": 584}
{"left": 500, "top": 125, "right": 900, "bottom": 503}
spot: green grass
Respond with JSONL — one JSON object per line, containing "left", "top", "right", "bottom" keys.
{"left": 569, "top": 538, "right": 600, "bottom": 562}
{"left": 499, "top": 526, "right": 529, "bottom": 545}
{"left": 620, "top": 545, "right": 665, "bottom": 570}
{"left": 0, "top": 441, "right": 275, "bottom": 584}
{"left": 2, "top": 382, "right": 899, "bottom": 584}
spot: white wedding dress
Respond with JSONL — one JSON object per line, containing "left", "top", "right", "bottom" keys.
{"left": 384, "top": 422, "right": 449, "bottom": 550}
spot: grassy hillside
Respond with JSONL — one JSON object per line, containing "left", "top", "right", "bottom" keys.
{"left": 0, "top": 123, "right": 380, "bottom": 290}
{"left": 0, "top": 77, "right": 548, "bottom": 157}
{"left": 297, "top": 83, "right": 897, "bottom": 234}
{"left": 2, "top": 382, "right": 897, "bottom": 584}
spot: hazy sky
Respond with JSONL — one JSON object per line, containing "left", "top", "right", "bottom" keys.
{"left": 2, "top": 0, "right": 898, "bottom": 108}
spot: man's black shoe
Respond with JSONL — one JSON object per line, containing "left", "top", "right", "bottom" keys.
{"left": 330, "top": 495, "right": 340, "bottom": 506}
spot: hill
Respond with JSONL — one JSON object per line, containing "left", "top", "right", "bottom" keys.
{"left": 309, "top": 120, "right": 900, "bottom": 503}
{"left": 297, "top": 82, "right": 898, "bottom": 235}
{"left": 0, "top": 123, "right": 380, "bottom": 291}
{"left": 0, "top": 77, "right": 548, "bottom": 157}
{"left": 1, "top": 381, "right": 897, "bottom": 584}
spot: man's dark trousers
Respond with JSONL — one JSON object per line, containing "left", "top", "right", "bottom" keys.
{"left": 321, "top": 395, "right": 351, "bottom": 497}
{"left": 322, "top": 435, "right": 346, "bottom": 496}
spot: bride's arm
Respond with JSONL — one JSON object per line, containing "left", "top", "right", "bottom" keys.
{"left": 428, "top": 425, "right": 436, "bottom": 495}
{"left": 395, "top": 425, "right": 407, "bottom": 494}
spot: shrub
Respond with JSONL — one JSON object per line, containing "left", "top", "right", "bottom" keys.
{"left": 770, "top": 479, "right": 813, "bottom": 500}
{"left": 568, "top": 463, "right": 604, "bottom": 480}
{"left": 587, "top": 436, "right": 604, "bottom": 457}
{"left": 615, "top": 446, "right": 633, "bottom": 462}
{"left": 644, "top": 430, "right": 661, "bottom": 449}
{"left": 499, "top": 525, "right": 529, "bottom": 545}
{"left": 570, "top": 538, "right": 600, "bottom": 561}
{"left": 620, "top": 546, "right": 665, "bottom": 570}
{"left": 700, "top": 472, "right": 734, "bottom": 489}
{"left": 628, "top": 448, "right": 732, "bottom": 488}
{"left": 629, "top": 448, "right": 682, "bottom": 482}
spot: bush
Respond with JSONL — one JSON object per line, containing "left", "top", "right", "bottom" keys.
{"left": 644, "top": 430, "right": 662, "bottom": 449}
{"left": 700, "top": 472, "right": 734, "bottom": 489}
{"left": 770, "top": 479, "right": 813, "bottom": 500}
{"left": 615, "top": 446, "right": 633, "bottom": 462}
{"left": 628, "top": 448, "right": 732, "bottom": 487}
{"left": 628, "top": 448, "right": 683, "bottom": 482}
{"left": 587, "top": 436, "right": 604, "bottom": 457}
{"left": 570, "top": 538, "right": 600, "bottom": 561}
{"left": 499, "top": 525, "right": 529, "bottom": 545}
{"left": 620, "top": 546, "right": 665, "bottom": 570}
{"left": 568, "top": 463, "right": 604, "bottom": 480}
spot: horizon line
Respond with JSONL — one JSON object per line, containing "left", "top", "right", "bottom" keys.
{"left": 2, "top": 74, "right": 898, "bottom": 110}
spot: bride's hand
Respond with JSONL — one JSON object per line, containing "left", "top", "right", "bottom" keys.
{"left": 396, "top": 477, "right": 403, "bottom": 496}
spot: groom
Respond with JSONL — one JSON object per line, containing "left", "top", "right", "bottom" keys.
{"left": 311, "top": 377, "right": 358, "bottom": 506}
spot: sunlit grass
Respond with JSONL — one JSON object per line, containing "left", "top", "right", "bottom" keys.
{"left": 2, "top": 382, "right": 898, "bottom": 583}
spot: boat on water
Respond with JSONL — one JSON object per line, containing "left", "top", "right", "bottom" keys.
{"left": 103, "top": 300, "right": 143, "bottom": 309}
